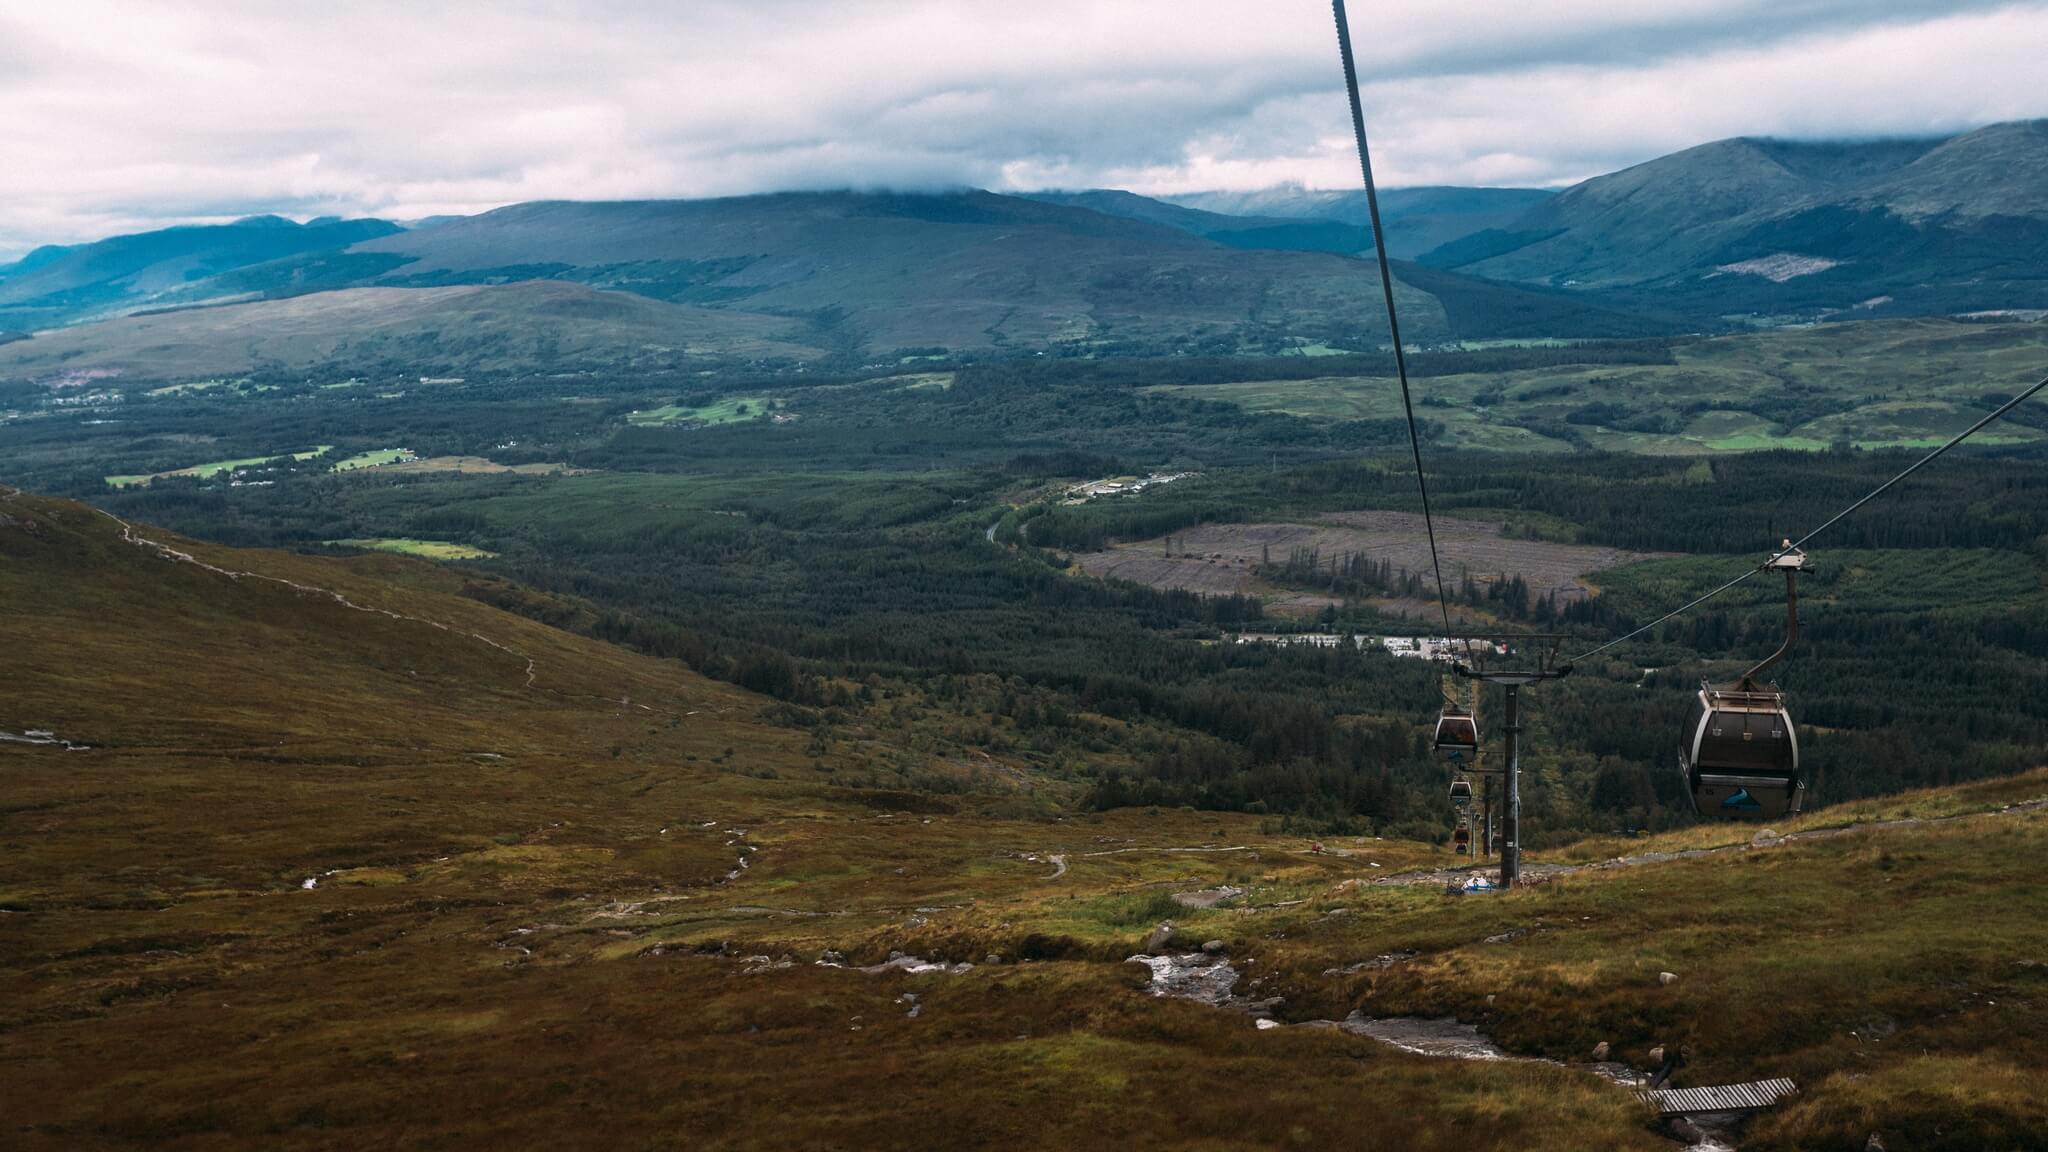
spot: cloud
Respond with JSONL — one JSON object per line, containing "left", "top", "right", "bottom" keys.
{"left": 2, "top": 0, "right": 2046, "bottom": 256}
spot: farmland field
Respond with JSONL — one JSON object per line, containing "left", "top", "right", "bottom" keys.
{"left": 325, "top": 537, "right": 498, "bottom": 560}
{"left": 373, "top": 455, "right": 585, "bottom": 476}
{"left": 103, "top": 445, "right": 332, "bottom": 488}
{"left": 330, "top": 447, "right": 417, "bottom": 471}
{"left": 627, "top": 392, "right": 781, "bottom": 427}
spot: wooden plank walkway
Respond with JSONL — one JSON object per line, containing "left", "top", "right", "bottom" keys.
{"left": 1642, "top": 1078, "right": 1798, "bottom": 1116}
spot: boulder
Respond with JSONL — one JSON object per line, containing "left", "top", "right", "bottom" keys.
{"left": 1591, "top": 1041, "right": 1610, "bottom": 1061}
{"left": 1142, "top": 921, "right": 1177, "bottom": 953}
{"left": 1648, "top": 1045, "right": 1666, "bottom": 1065}
{"left": 1659, "top": 971, "right": 1679, "bottom": 986}
{"left": 1201, "top": 939, "right": 1227, "bottom": 955}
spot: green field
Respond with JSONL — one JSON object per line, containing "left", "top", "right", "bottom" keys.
{"left": 330, "top": 447, "right": 416, "bottom": 472}
{"left": 104, "top": 445, "right": 332, "bottom": 488}
{"left": 627, "top": 392, "right": 781, "bottom": 427}
{"left": 326, "top": 537, "right": 497, "bottom": 560}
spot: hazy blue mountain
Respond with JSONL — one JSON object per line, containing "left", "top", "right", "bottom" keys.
{"left": 1023, "top": 189, "right": 1371, "bottom": 255}
{"left": 0, "top": 189, "right": 1668, "bottom": 371}
{"left": 0, "top": 215, "right": 401, "bottom": 330}
{"left": 1163, "top": 186, "right": 1554, "bottom": 259}
{"left": 335, "top": 189, "right": 1660, "bottom": 352}
{"left": 1424, "top": 120, "right": 2048, "bottom": 318}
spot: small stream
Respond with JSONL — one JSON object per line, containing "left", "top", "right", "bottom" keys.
{"left": 1126, "top": 956, "right": 1744, "bottom": 1148}
{"left": 1, "top": 729, "right": 92, "bottom": 751}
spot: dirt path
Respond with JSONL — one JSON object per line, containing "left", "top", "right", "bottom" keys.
{"left": 1078, "top": 845, "right": 1253, "bottom": 857}
{"left": 59, "top": 498, "right": 687, "bottom": 719}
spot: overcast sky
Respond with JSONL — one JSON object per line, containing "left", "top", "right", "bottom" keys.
{"left": 4, "top": 0, "right": 2047, "bottom": 257}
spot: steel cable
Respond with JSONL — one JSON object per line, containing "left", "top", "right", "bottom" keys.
{"left": 1332, "top": 0, "right": 1456, "bottom": 641}
{"left": 1570, "top": 371, "right": 2048, "bottom": 663}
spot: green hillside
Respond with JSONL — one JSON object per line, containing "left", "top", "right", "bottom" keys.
{"left": 0, "top": 281, "right": 819, "bottom": 379}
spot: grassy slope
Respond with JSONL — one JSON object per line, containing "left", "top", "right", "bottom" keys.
{"left": 0, "top": 281, "right": 819, "bottom": 380}
{"left": 4, "top": 489, "right": 2043, "bottom": 1150}
{"left": 0, "top": 491, "right": 1655, "bottom": 1151}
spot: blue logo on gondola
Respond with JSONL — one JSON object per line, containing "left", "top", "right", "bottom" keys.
{"left": 1723, "top": 788, "right": 1762, "bottom": 810}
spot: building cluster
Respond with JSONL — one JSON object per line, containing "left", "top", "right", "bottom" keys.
{"left": 1061, "top": 471, "right": 1199, "bottom": 504}
{"left": 1232, "top": 633, "right": 1511, "bottom": 663}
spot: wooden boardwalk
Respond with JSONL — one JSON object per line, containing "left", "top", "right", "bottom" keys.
{"left": 1642, "top": 1078, "right": 1798, "bottom": 1116}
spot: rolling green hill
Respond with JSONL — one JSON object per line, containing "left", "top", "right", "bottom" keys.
{"left": 0, "top": 281, "right": 818, "bottom": 379}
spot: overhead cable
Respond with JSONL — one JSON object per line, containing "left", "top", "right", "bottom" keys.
{"left": 1332, "top": 0, "right": 1456, "bottom": 639}
{"left": 1571, "top": 372, "right": 2048, "bottom": 662}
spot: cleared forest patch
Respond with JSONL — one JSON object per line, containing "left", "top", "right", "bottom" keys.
{"left": 376, "top": 455, "right": 589, "bottom": 476}
{"left": 1073, "top": 511, "right": 1659, "bottom": 612}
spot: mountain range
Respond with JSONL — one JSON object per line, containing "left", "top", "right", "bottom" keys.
{"left": 2, "top": 120, "right": 2045, "bottom": 373}
{"left": 0, "top": 192, "right": 1658, "bottom": 377}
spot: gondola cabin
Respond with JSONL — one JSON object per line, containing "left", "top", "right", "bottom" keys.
{"left": 1449, "top": 778, "right": 1473, "bottom": 805}
{"left": 1433, "top": 707, "right": 1478, "bottom": 765}
{"left": 1679, "top": 684, "right": 1803, "bottom": 820}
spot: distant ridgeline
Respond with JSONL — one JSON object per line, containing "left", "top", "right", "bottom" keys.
{"left": 3, "top": 120, "right": 2044, "bottom": 372}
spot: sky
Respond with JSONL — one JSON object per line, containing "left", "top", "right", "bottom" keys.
{"left": 3, "top": 0, "right": 2047, "bottom": 257}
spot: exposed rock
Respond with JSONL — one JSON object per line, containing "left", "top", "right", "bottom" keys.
{"left": 1648, "top": 1045, "right": 1666, "bottom": 1065}
{"left": 1659, "top": 971, "right": 1679, "bottom": 986}
{"left": 1201, "top": 939, "right": 1227, "bottom": 955}
{"left": 1591, "top": 1041, "right": 1610, "bottom": 1061}
{"left": 818, "top": 949, "right": 845, "bottom": 965}
{"left": 1865, "top": 1135, "right": 1886, "bottom": 1152}
{"left": 1142, "top": 921, "right": 1177, "bottom": 952}
{"left": 1126, "top": 952, "right": 1240, "bottom": 1007}
{"left": 984, "top": 953, "right": 1002, "bottom": 965}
